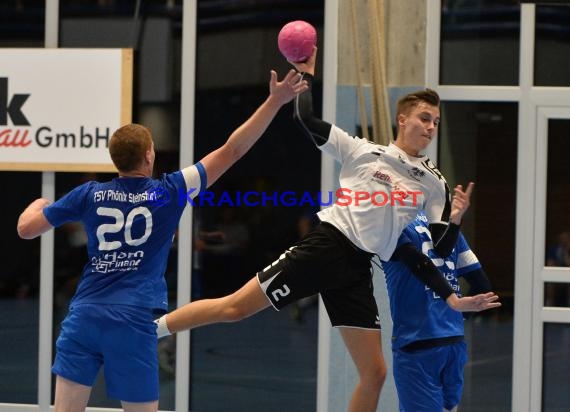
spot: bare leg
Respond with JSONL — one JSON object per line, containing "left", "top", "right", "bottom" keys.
{"left": 122, "top": 401, "right": 158, "bottom": 412}
{"left": 166, "top": 276, "right": 271, "bottom": 333}
{"left": 54, "top": 375, "right": 91, "bottom": 412}
{"left": 339, "top": 327, "right": 387, "bottom": 412}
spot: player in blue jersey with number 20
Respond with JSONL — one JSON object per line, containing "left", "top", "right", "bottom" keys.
{"left": 16, "top": 69, "right": 307, "bottom": 412}
{"left": 383, "top": 211, "right": 500, "bottom": 412}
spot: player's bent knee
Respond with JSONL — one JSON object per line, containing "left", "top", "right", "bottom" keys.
{"left": 364, "top": 361, "right": 387, "bottom": 391}
{"left": 376, "top": 365, "right": 387, "bottom": 388}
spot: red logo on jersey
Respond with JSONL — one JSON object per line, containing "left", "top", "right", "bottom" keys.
{"left": 372, "top": 170, "right": 392, "bottom": 184}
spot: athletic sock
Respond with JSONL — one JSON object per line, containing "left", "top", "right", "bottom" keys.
{"left": 155, "top": 315, "right": 171, "bottom": 339}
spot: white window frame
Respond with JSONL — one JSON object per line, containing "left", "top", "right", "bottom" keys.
{"left": 427, "top": 1, "right": 570, "bottom": 411}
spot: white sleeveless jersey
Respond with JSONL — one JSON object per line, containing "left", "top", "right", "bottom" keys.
{"left": 317, "top": 125, "right": 451, "bottom": 260}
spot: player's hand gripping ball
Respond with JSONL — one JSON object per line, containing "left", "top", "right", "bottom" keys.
{"left": 278, "top": 20, "right": 317, "bottom": 63}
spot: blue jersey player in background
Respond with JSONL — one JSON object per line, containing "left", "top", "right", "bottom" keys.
{"left": 383, "top": 211, "right": 500, "bottom": 412}
{"left": 16, "top": 69, "right": 307, "bottom": 412}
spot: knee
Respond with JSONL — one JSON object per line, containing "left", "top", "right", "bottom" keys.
{"left": 363, "top": 361, "right": 387, "bottom": 393}
{"left": 378, "top": 362, "right": 388, "bottom": 386}
{"left": 375, "top": 362, "right": 388, "bottom": 388}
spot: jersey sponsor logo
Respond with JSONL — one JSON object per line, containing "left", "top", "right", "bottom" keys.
{"left": 91, "top": 250, "right": 145, "bottom": 273}
{"left": 421, "top": 159, "right": 445, "bottom": 182}
{"left": 372, "top": 170, "right": 393, "bottom": 186}
{"left": 407, "top": 167, "right": 425, "bottom": 181}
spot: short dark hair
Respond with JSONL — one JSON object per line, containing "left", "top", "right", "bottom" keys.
{"left": 109, "top": 123, "right": 153, "bottom": 172}
{"left": 396, "top": 88, "right": 440, "bottom": 118}
{"left": 394, "top": 89, "right": 440, "bottom": 138}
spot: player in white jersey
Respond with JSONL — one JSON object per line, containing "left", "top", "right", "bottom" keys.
{"left": 16, "top": 69, "right": 307, "bottom": 412}
{"left": 154, "top": 48, "right": 499, "bottom": 412}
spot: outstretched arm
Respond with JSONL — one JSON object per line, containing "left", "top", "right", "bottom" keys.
{"left": 17, "top": 198, "right": 53, "bottom": 239}
{"left": 446, "top": 291, "right": 500, "bottom": 312}
{"left": 392, "top": 241, "right": 501, "bottom": 313}
{"left": 196, "top": 69, "right": 307, "bottom": 189}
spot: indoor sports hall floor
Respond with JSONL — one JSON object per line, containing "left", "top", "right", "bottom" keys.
{"left": 2, "top": 298, "right": 570, "bottom": 411}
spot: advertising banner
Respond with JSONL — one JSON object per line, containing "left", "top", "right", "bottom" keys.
{"left": 0, "top": 48, "right": 132, "bottom": 172}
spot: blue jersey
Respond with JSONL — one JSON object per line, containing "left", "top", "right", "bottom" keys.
{"left": 382, "top": 212, "right": 481, "bottom": 350}
{"left": 43, "top": 164, "right": 206, "bottom": 312}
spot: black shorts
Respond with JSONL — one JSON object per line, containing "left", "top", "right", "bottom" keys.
{"left": 256, "top": 222, "right": 380, "bottom": 329}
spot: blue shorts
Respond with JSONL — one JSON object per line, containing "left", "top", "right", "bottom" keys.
{"left": 52, "top": 304, "right": 158, "bottom": 402}
{"left": 393, "top": 341, "right": 467, "bottom": 411}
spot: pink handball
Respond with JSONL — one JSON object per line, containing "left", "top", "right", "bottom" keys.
{"left": 278, "top": 20, "right": 317, "bottom": 63}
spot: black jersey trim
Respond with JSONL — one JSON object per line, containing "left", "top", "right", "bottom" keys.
{"left": 420, "top": 159, "right": 451, "bottom": 222}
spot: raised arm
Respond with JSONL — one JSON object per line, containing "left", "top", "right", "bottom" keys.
{"left": 290, "top": 47, "right": 332, "bottom": 147}
{"left": 430, "top": 182, "right": 474, "bottom": 257}
{"left": 17, "top": 198, "right": 53, "bottom": 239}
{"left": 196, "top": 69, "right": 307, "bottom": 189}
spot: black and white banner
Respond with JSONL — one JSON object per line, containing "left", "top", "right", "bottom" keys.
{"left": 0, "top": 48, "right": 132, "bottom": 172}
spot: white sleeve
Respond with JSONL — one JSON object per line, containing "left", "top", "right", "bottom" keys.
{"left": 180, "top": 162, "right": 206, "bottom": 199}
{"left": 423, "top": 183, "right": 449, "bottom": 225}
{"left": 319, "top": 125, "right": 365, "bottom": 163}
